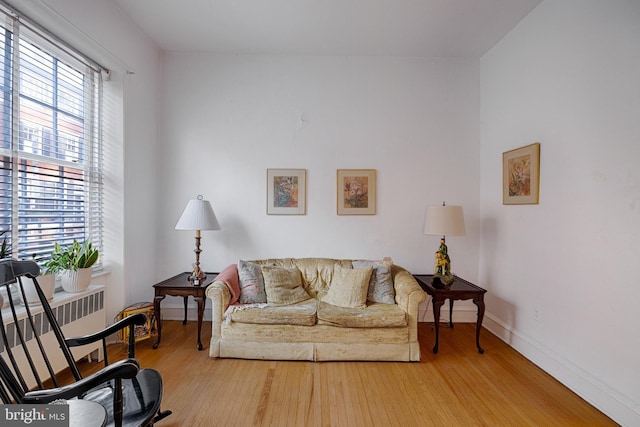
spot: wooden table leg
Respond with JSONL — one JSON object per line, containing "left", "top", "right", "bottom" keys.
{"left": 195, "top": 295, "right": 205, "bottom": 350}
{"left": 152, "top": 295, "right": 165, "bottom": 349}
{"left": 449, "top": 299, "right": 454, "bottom": 328}
{"left": 473, "top": 295, "right": 486, "bottom": 354}
{"left": 432, "top": 297, "right": 445, "bottom": 354}
{"left": 182, "top": 296, "right": 188, "bottom": 325}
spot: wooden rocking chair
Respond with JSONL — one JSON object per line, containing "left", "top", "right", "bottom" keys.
{"left": 0, "top": 259, "right": 171, "bottom": 426}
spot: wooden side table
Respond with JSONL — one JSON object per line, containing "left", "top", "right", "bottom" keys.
{"left": 413, "top": 274, "right": 487, "bottom": 354}
{"left": 152, "top": 272, "right": 216, "bottom": 351}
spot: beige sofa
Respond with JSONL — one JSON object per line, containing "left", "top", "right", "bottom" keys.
{"left": 206, "top": 258, "right": 426, "bottom": 361}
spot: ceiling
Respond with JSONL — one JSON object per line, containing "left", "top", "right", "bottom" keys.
{"left": 111, "top": 0, "right": 542, "bottom": 57}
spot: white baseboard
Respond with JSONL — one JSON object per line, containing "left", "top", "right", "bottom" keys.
{"left": 483, "top": 313, "right": 639, "bottom": 427}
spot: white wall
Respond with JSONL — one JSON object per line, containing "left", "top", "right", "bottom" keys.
{"left": 156, "top": 54, "right": 481, "bottom": 299}
{"left": 480, "top": 1, "right": 640, "bottom": 425}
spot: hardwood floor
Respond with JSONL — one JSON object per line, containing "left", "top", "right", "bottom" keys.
{"left": 75, "top": 321, "right": 616, "bottom": 427}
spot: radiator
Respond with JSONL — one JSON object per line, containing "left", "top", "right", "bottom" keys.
{"left": 0, "top": 285, "right": 106, "bottom": 389}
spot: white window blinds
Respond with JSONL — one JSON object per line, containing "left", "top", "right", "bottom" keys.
{"left": 0, "top": 5, "right": 104, "bottom": 267}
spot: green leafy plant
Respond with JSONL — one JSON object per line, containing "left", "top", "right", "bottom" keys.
{"left": 43, "top": 240, "right": 99, "bottom": 274}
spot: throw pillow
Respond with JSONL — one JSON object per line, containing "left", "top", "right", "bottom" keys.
{"left": 353, "top": 260, "right": 396, "bottom": 304}
{"left": 238, "top": 260, "right": 268, "bottom": 304}
{"left": 262, "top": 266, "right": 310, "bottom": 306}
{"left": 322, "top": 264, "right": 373, "bottom": 308}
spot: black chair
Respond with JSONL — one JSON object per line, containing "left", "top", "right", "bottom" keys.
{"left": 0, "top": 259, "right": 171, "bottom": 426}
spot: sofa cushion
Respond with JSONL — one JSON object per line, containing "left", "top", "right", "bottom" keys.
{"left": 251, "top": 258, "right": 353, "bottom": 297}
{"left": 228, "top": 299, "right": 317, "bottom": 326}
{"left": 317, "top": 301, "right": 407, "bottom": 328}
{"left": 238, "top": 260, "right": 268, "bottom": 304}
{"left": 262, "top": 266, "right": 311, "bottom": 306}
{"left": 353, "top": 260, "right": 395, "bottom": 304}
{"left": 322, "top": 264, "right": 372, "bottom": 308}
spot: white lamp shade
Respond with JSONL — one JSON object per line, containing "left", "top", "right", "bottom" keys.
{"left": 175, "top": 196, "right": 221, "bottom": 231}
{"left": 424, "top": 205, "right": 465, "bottom": 236}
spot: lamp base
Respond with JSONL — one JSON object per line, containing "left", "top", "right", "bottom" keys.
{"left": 433, "top": 237, "right": 452, "bottom": 282}
{"left": 432, "top": 274, "right": 454, "bottom": 289}
{"left": 187, "top": 269, "right": 206, "bottom": 286}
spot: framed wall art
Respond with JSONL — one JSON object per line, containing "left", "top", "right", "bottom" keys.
{"left": 337, "top": 169, "right": 376, "bottom": 215}
{"left": 267, "top": 169, "right": 306, "bottom": 215}
{"left": 503, "top": 143, "right": 540, "bottom": 205}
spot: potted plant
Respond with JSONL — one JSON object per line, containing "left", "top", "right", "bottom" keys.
{"left": 45, "top": 240, "right": 99, "bottom": 293}
{"left": 20, "top": 255, "right": 57, "bottom": 304}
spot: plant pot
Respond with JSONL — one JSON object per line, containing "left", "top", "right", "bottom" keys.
{"left": 60, "top": 267, "right": 93, "bottom": 293}
{"left": 22, "top": 273, "right": 56, "bottom": 304}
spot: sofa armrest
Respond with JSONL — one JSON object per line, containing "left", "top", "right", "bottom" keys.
{"left": 392, "top": 266, "right": 427, "bottom": 342}
{"left": 206, "top": 281, "right": 231, "bottom": 356}
{"left": 207, "top": 281, "right": 231, "bottom": 320}
{"left": 393, "top": 268, "right": 426, "bottom": 308}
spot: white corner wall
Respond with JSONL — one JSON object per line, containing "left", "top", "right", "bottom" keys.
{"left": 480, "top": 1, "right": 640, "bottom": 425}
{"left": 156, "top": 54, "right": 481, "bottom": 290}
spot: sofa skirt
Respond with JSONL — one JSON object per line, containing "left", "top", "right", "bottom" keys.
{"left": 220, "top": 322, "right": 409, "bottom": 343}
{"left": 212, "top": 323, "right": 420, "bottom": 361}
{"left": 217, "top": 340, "right": 417, "bottom": 362}
{"left": 220, "top": 341, "right": 315, "bottom": 361}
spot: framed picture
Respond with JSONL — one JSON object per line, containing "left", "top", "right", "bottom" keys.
{"left": 337, "top": 169, "right": 376, "bottom": 215}
{"left": 503, "top": 143, "right": 540, "bottom": 205}
{"left": 267, "top": 169, "right": 306, "bottom": 215}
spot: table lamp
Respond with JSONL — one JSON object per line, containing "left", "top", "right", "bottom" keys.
{"left": 424, "top": 202, "right": 465, "bottom": 286}
{"left": 175, "top": 195, "right": 220, "bottom": 285}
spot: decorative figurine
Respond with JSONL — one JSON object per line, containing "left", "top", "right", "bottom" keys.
{"left": 433, "top": 237, "right": 454, "bottom": 285}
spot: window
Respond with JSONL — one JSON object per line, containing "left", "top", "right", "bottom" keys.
{"left": 0, "top": 7, "right": 103, "bottom": 268}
